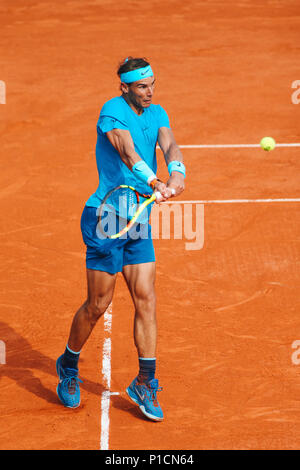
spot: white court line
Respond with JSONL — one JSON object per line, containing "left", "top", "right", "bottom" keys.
{"left": 177, "top": 143, "right": 300, "bottom": 148}
{"left": 167, "top": 198, "right": 300, "bottom": 204}
{"left": 100, "top": 304, "right": 113, "bottom": 451}
{"left": 157, "top": 143, "right": 300, "bottom": 149}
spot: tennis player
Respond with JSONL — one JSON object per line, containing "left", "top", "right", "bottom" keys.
{"left": 56, "top": 57, "right": 186, "bottom": 421}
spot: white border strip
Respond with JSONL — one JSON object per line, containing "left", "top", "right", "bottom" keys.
{"left": 100, "top": 304, "right": 112, "bottom": 451}
{"left": 168, "top": 198, "right": 300, "bottom": 204}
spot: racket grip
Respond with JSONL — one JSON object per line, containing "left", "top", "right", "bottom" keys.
{"left": 155, "top": 188, "right": 175, "bottom": 201}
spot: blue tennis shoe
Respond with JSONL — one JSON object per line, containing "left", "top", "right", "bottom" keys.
{"left": 126, "top": 377, "right": 163, "bottom": 421}
{"left": 56, "top": 355, "right": 82, "bottom": 408}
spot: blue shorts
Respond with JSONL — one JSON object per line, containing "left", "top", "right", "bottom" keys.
{"left": 80, "top": 205, "right": 155, "bottom": 274}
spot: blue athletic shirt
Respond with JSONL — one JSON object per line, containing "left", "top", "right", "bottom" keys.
{"left": 85, "top": 96, "right": 170, "bottom": 221}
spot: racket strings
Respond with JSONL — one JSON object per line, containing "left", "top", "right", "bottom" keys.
{"left": 98, "top": 185, "right": 154, "bottom": 238}
{"left": 102, "top": 187, "right": 139, "bottom": 220}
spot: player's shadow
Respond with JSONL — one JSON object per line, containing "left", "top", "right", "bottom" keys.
{"left": 110, "top": 393, "right": 155, "bottom": 422}
{"left": 0, "top": 321, "right": 104, "bottom": 405}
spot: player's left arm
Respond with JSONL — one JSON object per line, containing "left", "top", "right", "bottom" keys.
{"left": 157, "top": 126, "right": 185, "bottom": 196}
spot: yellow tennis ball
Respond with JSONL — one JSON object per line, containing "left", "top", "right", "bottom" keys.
{"left": 260, "top": 136, "right": 276, "bottom": 151}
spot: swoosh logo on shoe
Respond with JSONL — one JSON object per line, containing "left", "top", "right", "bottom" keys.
{"left": 135, "top": 386, "right": 145, "bottom": 401}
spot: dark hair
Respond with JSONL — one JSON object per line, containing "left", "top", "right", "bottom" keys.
{"left": 117, "top": 57, "right": 150, "bottom": 77}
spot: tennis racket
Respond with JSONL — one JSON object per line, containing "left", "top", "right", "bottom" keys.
{"left": 97, "top": 184, "right": 175, "bottom": 239}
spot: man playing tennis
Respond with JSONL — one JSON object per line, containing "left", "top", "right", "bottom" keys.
{"left": 56, "top": 57, "right": 186, "bottom": 421}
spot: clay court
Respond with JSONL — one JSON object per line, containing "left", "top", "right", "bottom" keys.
{"left": 1, "top": 0, "right": 300, "bottom": 450}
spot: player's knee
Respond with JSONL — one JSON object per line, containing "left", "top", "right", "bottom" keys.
{"left": 85, "top": 297, "right": 111, "bottom": 324}
{"left": 135, "top": 288, "right": 156, "bottom": 316}
{"left": 134, "top": 280, "right": 155, "bottom": 301}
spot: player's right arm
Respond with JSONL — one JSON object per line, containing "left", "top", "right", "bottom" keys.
{"left": 106, "top": 128, "right": 140, "bottom": 170}
{"left": 106, "top": 128, "right": 170, "bottom": 200}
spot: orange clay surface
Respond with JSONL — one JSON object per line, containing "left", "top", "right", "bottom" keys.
{"left": 1, "top": 0, "right": 300, "bottom": 450}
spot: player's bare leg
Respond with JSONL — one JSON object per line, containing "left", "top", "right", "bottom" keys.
{"left": 56, "top": 269, "right": 116, "bottom": 408}
{"left": 67, "top": 269, "right": 117, "bottom": 352}
{"left": 122, "top": 262, "right": 157, "bottom": 358}
{"left": 123, "top": 262, "right": 163, "bottom": 421}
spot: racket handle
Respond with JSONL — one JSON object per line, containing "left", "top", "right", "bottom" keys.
{"left": 155, "top": 191, "right": 163, "bottom": 201}
{"left": 155, "top": 188, "right": 176, "bottom": 201}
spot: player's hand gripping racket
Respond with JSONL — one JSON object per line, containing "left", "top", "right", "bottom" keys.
{"left": 97, "top": 184, "right": 175, "bottom": 239}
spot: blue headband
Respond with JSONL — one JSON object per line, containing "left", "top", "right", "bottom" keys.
{"left": 120, "top": 65, "right": 154, "bottom": 84}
